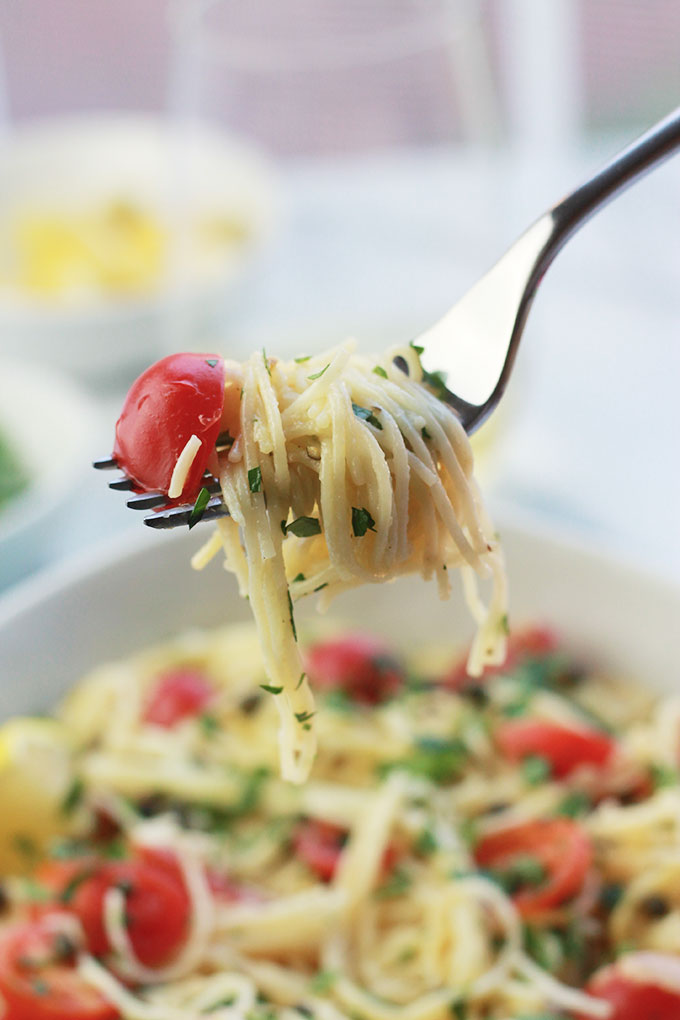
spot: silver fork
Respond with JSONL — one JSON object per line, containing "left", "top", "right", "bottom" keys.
{"left": 96, "top": 105, "right": 680, "bottom": 528}
{"left": 417, "top": 103, "right": 680, "bottom": 433}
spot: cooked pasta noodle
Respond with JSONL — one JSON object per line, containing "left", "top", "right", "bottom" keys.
{"left": 193, "top": 342, "right": 507, "bottom": 783}
{"left": 0, "top": 621, "right": 673, "bottom": 1018}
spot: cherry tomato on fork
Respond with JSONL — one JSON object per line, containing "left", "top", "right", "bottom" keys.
{"left": 474, "top": 818, "right": 591, "bottom": 919}
{"left": 578, "top": 954, "right": 680, "bottom": 1020}
{"left": 305, "top": 634, "right": 404, "bottom": 705}
{"left": 37, "top": 857, "right": 189, "bottom": 968}
{"left": 142, "top": 668, "right": 215, "bottom": 728}
{"left": 113, "top": 352, "right": 233, "bottom": 502}
{"left": 495, "top": 719, "right": 615, "bottom": 778}
{"left": 0, "top": 915, "right": 119, "bottom": 1020}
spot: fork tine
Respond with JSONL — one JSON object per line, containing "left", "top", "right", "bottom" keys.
{"left": 127, "top": 492, "right": 167, "bottom": 510}
{"left": 143, "top": 496, "right": 229, "bottom": 530}
{"left": 93, "top": 457, "right": 118, "bottom": 470}
{"left": 108, "top": 477, "right": 135, "bottom": 492}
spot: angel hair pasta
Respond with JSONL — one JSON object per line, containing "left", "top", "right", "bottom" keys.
{"left": 112, "top": 341, "right": 507, "bottom": 784}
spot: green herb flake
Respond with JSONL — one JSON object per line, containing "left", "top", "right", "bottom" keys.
{"left": 500, "top": 613, "right": 510, "bottom": 636}
{"left": 308, "top": 364, "right": 329, "bottom": 381}
{"left": 260, "top": 684, "right": 283, "bottom": 695}
{"left": 296, "top": 672, "right": 306, "bottom": 690}
{"left": 295, "top": 711, "right": 315, "bottom": 725}
{"left": 651, "top": 763, "right": 679, "bottom": 789}
{"left": 199, "top": 714, "right": 220, "bottom": 738}
{"left": 293, "top": 573, "right": 306, "bottom": 582}
{"left": 374, "top": 867, "right": 412, "bottom": 900}
{"left": 351, "top": 507, "right": 376, "bottom": 537}
{"left": 352, "top": 402, "right": 383, "bottom": 430}
{"left": 248, "top": 466, "right": 263, "bottom": 493}
{"left": 287, "top": 590, "right": 298, "bottom": 642}
{"left": 262, "top": 348, "right": 272, "bottom": 377}
{"left": 492, "top": 854, "right": 546, "bottom": 895}
{"left": 205, "top": 358, "right": 219, "bottom": 368}
{"left": 521, "top": 754, "right": 552, "bottom": 786}
{"left": 59, "top": 867, "right": 94, "bottom": 905}
{"left": 410, "top": 341, "right": 425, "bottom": 356}
{"left": 61, "top": 776, "right": 85, "bottom": 815}
{"left": 285, "top": 516, "right": 322, "bottom": 538}
{"left": 294, "top": 355, "right": 311, "bottom": 363}
{"left": 415, "top": 827, "right": 438, "bottom": 856}
{"left": 556, "top": 790, "right": 592, "bottom": 818}
{"left": 450, "top": 1001, "right": 467, "bottom": 1020}
{"left": 421, "top": 367, "right": 449, "bottom": 402}
{"left": 188, "top": 486, "right": 211, "bottom": 530}
{"left": 314, "top": 583, "right": 328, "bottom": 592}
{"left": 373, "top": 365, "right": 388, "bottom": 378}
{"left": 309, "top": 970, "right": 337, "bottom": 994}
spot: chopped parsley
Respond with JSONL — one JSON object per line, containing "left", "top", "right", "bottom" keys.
{"left": 374, "top": 867, "right": 412, "bottom": 899}
{"left": 293, "top": 573, "right": 306, "bottom": 582}
{"left": 262, "top": 348, "right": 272, "bottom": 376}
{"left": 556, "top": 790, "right": 592, "bottom": 818}
{"left": 287, "top": 590, "right": 297, "bottom": 641}
{"left": 284, "top": 516, "right": 322, "bottom": 538}
{"left": 294, "top": 711, "right": 315, "bottom": 725}
{"left": 351, "top": 507, "right": 376, "bottom": 537}
{"left": 199, "top": 713, "right": 220, "bottom": 737}
{"left": 352, "top": 402, "right": 383, "bottom": 430}
{"left": 381, "top": 736, "right": 467, "bottom": 785}
{"left": 296, "top": 672, "right": 306, "bottom": 690}
{"left": 409, "top": 341, "right": 425, "bottom": 356}
{"left": 415, "top": 827, "right": 438, "bottom": 856}
{"left": 309, "top": 970, "right": 337, "bottom": 994}
{"left": 373, "top": 365, "right": 388, "bottom": 378}
{"left": 421, "top": 367, "right": 449, "bottom": 401}
{"left": 248, "top": 466, "right": 263, "bottom": 493}
{"left": 188, "top": 486, "right": 211, "bottom": 529}
{"left": 205, "top": 358, "right": 219, "bottom": 368}
{"left": 491, "top": 854, "right": 546, "bottom": 895}
{"left": 651, "top": 763, "right": 679, "bottom": 789}
{"left": 308, "top": 364, "right": 329, "bottom": 381}
{"left": 294, "top": 355, "right": 311, "bottom": 363}
{"left": 59, "top": 867, "right": 95, "bottom": 904}
{"left": 260, "top": 684, "right": 283, "bottom": 695}
{"left": 61, "top": 776, "right": 85, "bottom": 815}
{"left": 521, "top": 754, "right": 552, "bottom": 785}
{"left": 450, "top": 1001, "right": 467, "bottom": 1020}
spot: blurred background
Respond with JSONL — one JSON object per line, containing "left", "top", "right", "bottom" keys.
{"left": 0, "top": 0, "right": 678, "bottom": 589}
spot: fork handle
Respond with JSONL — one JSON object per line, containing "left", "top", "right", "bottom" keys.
{"left": 549, "top": 105, "right": 680, "bottom": 255}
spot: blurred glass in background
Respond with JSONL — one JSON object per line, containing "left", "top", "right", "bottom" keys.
{"left": 0, "top": 0, "right": 677, "bottom": 585}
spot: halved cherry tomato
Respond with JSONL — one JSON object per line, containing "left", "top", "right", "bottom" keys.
{"left": 580, "top": 954, "right": 680, "bottom": 1020}
{"left": 0, "top": 915, "right": 118, "bottom": 1020}
{"left": 496, "top": 719, "right": 615, "bottom": 778}
{"left": 143, "top": 668, "right": 215, "bottom": 728}
{"left": 113, "top": 352, "right": 227, "bottom": 501}
{"left": 474, "top": 818, "right": 591, "bottom": 918}
{"left": 444, "top": 624, "right": 559, "bottom": 688}
{"left": 138, "top": 845, "right": 260, "bottom": 904}
{"left": 37, "top": 857, "right": 189, "bottom": 968}
{"left": 293, "top": 819, "right": 397, "bottom": 882}
{"left": 305, "top": 635, "right": 404, "bottom": 705}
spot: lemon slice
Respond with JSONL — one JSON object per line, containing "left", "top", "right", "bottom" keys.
{"left": 0, "top": 718, "right": 78, "bottom": 873}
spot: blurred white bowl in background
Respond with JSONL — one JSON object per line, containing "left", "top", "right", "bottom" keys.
{"left": 0, "top": 358, "right": 97, "bottom": 586}
{"left": 0, "top": 114, "right": 279, "bottom": 383}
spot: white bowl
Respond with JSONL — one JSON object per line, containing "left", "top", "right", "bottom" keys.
{"left": 0, "top": 358, "right": 97, "bottom": 589}
{"left": 0, "top": 516, "right": 678, "bottom": 719}
{"left": 0, "top": 114, "right": 278, "bottom": 382}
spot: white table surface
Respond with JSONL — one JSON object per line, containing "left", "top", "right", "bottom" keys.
{"left": 2, "top": 142, "right": 679, "bottom": 595}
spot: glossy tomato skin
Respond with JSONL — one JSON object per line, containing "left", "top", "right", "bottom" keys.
{"left": 38, "top": 858, "right": 189, "bottom": 969}
{"left": 0, "top": 915, "right": 118, "bottom": 1020}
{"left": 113, "top": 353, "right": 226, "bottom": 501}
{"left": 496, "top": 719, "right": 615, "bottom": 778}
{"left": 143, "top": 669, "right": 215, "bottom": 728}
{"left": 581, "top": 957, "right": 680, "bottom": 1020}
{"left": 474, "top": 818, "right": 591, "bottom": 919}
{"left": 305, "top": 634, "right": 404, "bottom": 705}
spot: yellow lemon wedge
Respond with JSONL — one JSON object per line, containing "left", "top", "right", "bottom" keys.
{"left": 0, "top": 717, "right": 80, "bottom": 874}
